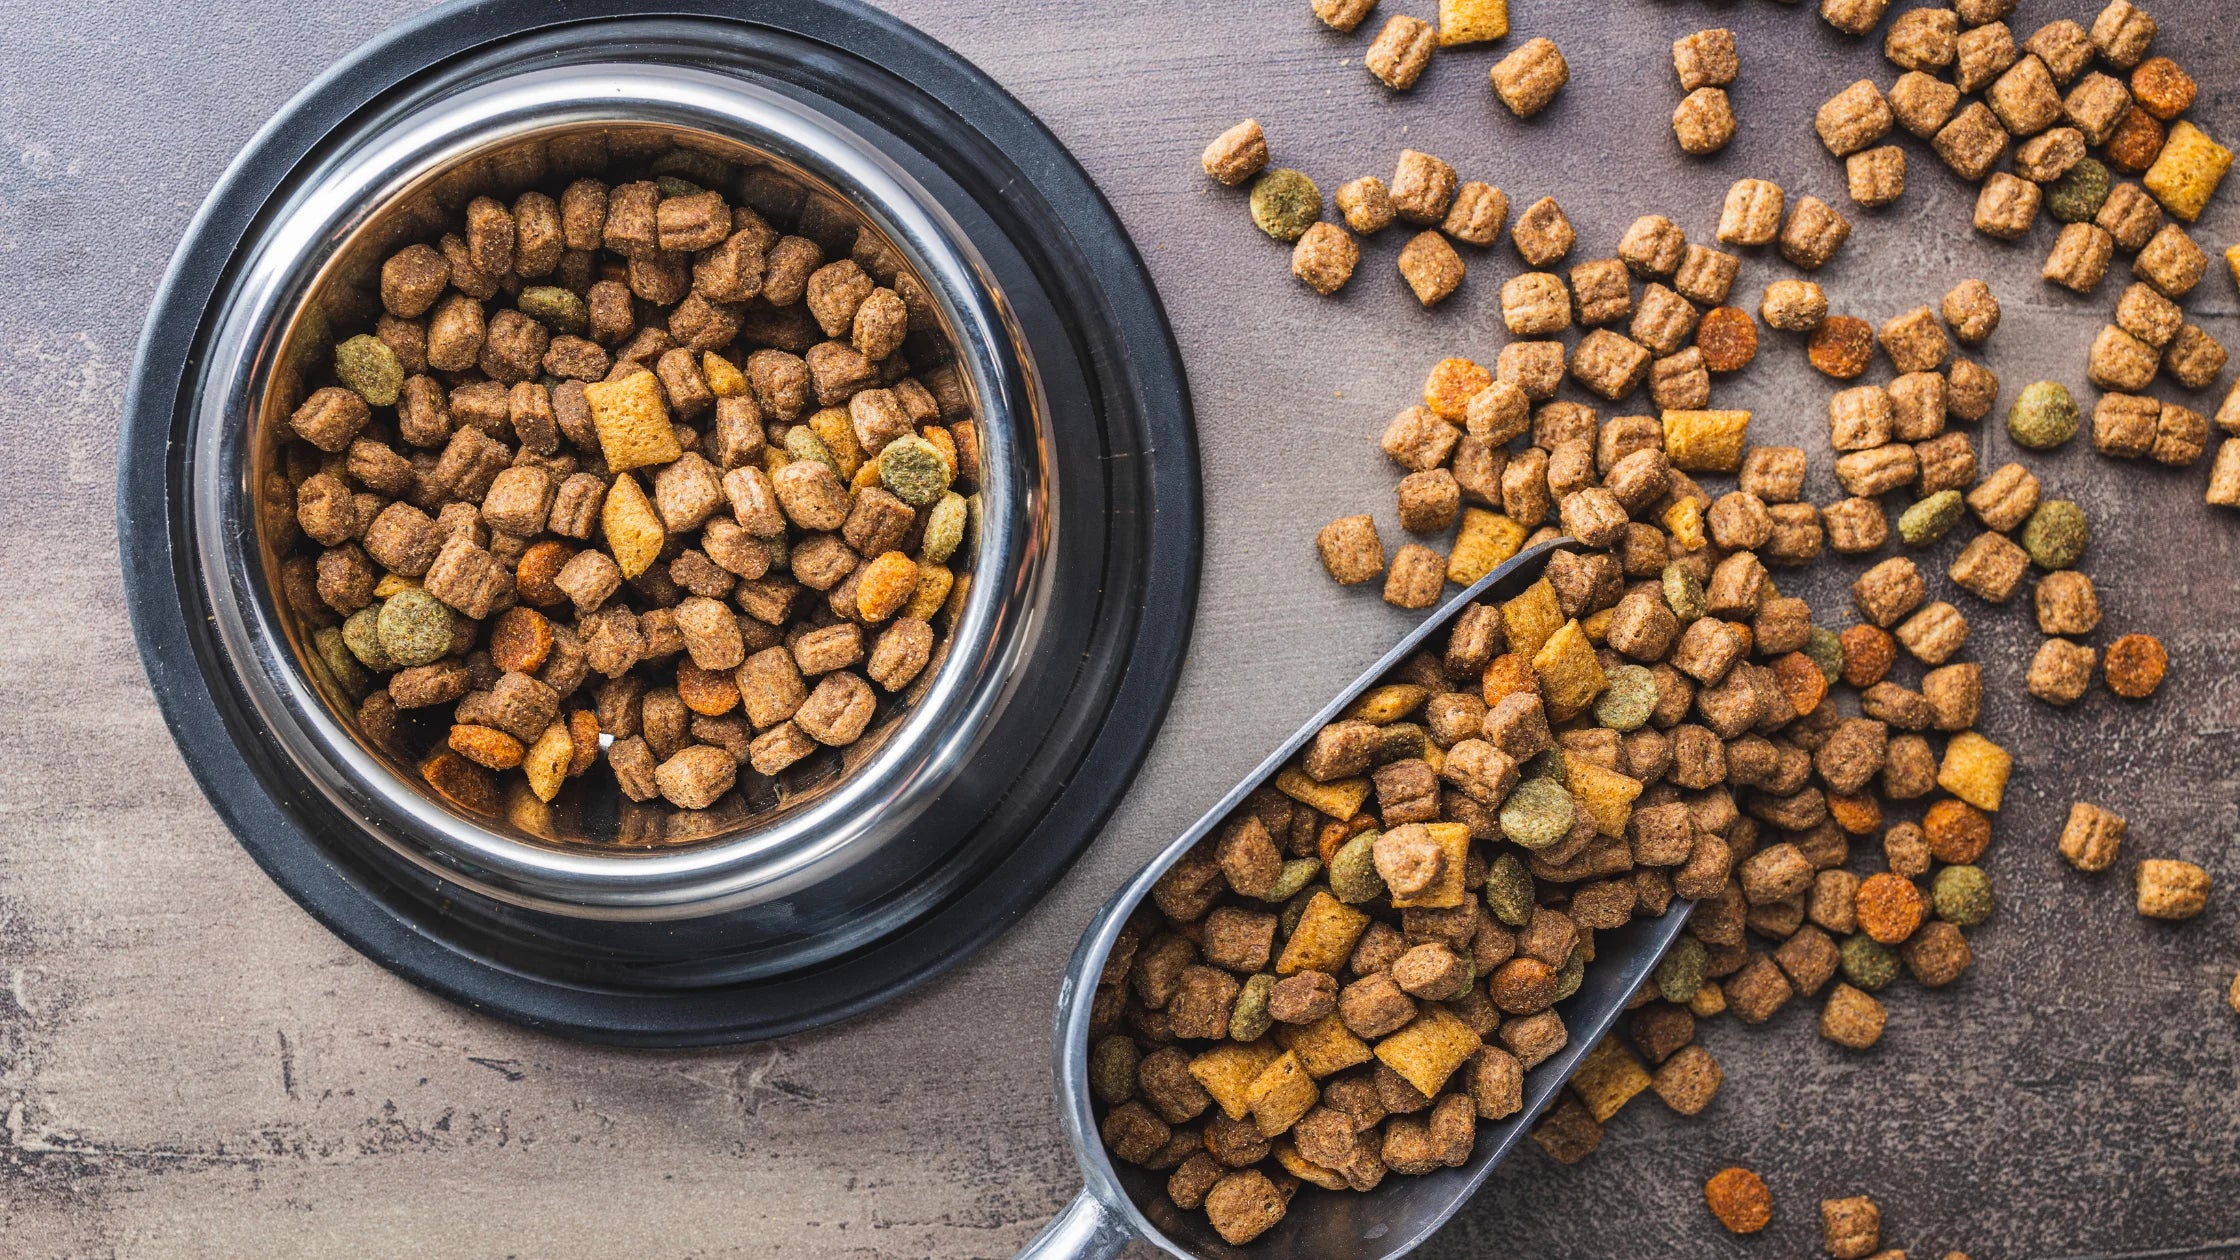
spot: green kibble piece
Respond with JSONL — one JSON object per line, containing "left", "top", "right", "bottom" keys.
{"left": 1839, "top": 933, "right": 1901, "bottom": 991}
{"left": 1526, "top": 747, "right": 1568, "bottom": 783}
{"left": 2007, "top": 380, "right": 2080, "bottom": 450}
{"left": 1933, "top": 864, "right": 1995, "bottom": 926}
{"left": 1088, "top": 1034, "right": 1140, "bottom": 1107}
{"left": 2021, "top": 499, "right": 2089, "bottom": 570}
{"left": 341, "top": 605, "right": 396, "bottom": 672}
{"left": 921, "top": 492, "right": 968, "bottom": 564}
{"left": 1805, "top": 627, "right": 1845, "bottom": 685}
{"left": 517, "top": 285, "right": 589, "bottom": 335}
{"left": 1553, "top": 946, "right": 1585, "bottom": 1002}
{"left": 1263, "top": 857, "right": 1324, "bottom": 903}
{"left": 650, "top": 146, "right": 730, "bottom": 186}
{"left": 376, "top": 588, "right": 455, "bottom": 668}
{"left": 1248, "top": 168, "right": 1322, "bottom": 243}
{"left": 1230, "top": 974, "right": 1277, "bottom": 1042}
{"left": 1653, "top": 936, "right": 1707, "bottom": 1005}
{"left": 783, "top": 425, "right": 842, "bottom": 477}
{"left": 653, "top": 174, "right": 707, "bottom": 198}
{"left": 2046, "top": 157, "right": 2111, "bottom": 224}
{"left": 1593, "top": 664, "right": 1658, "bottom": 731}
{"left": 1898, "top": 490, "right": 1965, "bottom": 547}
{"left": 880, "top": 433, "right": 953, "bottom": 507}
{"left": 765, "top": 533, "right": 790, "bottom": 568}
{"left": 334, "top": 333, "right": 403, "bottom": 408}
{"left": 1499, "top": 777, "right": 1576, "bottom": 850}
{"left": 1662, "top": 562, "right": 1706, "bottom": 622}
{"left": 312, "top": 625, "right": 374, "bottom": 701}
{"left": 1329, "top": 830, "right": 1387, "bottom": 903}
{"left": 1485, "top": 852, "right": 1535, "bottom": 927}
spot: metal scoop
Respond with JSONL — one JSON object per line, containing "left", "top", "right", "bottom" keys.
{"left": 1019, "top": 538, "right": 1695, "bottom": 1260}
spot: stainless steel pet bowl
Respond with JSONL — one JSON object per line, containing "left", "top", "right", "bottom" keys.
{"left": 121, "top": 0, "right": 1200, "bottom": 1043}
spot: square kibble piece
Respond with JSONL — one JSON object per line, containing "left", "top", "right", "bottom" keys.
{"left": 1847, "top": 147, "right": 1908, "bottom": 208}
{"left": 1367, "top": 15, "right": 1438, "bottom": 90}
{"left": 1935, "top": 103, "right": 2011, "bottom": 182}
{"left": 1974, "top": 173, "right": 2041, "bottom": 240}
{"left": 1491, "top": 38, "right": 1569, "bottom": 119}
{"left": 1780, "top": 197, "right": 1852, "bottom": 270}
{"left": 1674, "top": 29, "right": 1738, "bottom": 91}
{"left": 1571, "top": 331, "right": 1654, "bottom": 402}
{"left": 1987, "top": 53, "right": 2063, "bottom": 136}
{"left": 1891, "top": 72, "right": 1962, "bottom": 138}
{"left": 1822, "top": 0, "right": 1891, "bottom": 38}
{"left": 2135, "top": 223, "right": 2207, "bottom": 298}
{"left": 1719, "top": 180, "right": 1786, "bottom": 247}
{"left": 1818, "top": 80, "right": 1894, "bottom": 157}
{"left": 2167, "top": 325, "right": 2229, "bottom": 392}
{"left": 1571, "top": 259, "right": 1634, "bottom": 326}
{"left": 1825, "top": 497, "right": 1888, "bottom": 554}
{"left": 2065, "top": 72, "right": 2134, "bottom": 147}
{"left": 2027, "top": 19, "right": 2095, "bottom": 85}
{"left": 1950, "top": 531, "right": 2029, "bottom": 602}
{"left": 1955, "top": 21, "right": 2019, "bottom": 94}
{"left": 1885, "top": 8, "right": 1957, "bottom": 71}
{"left": 2044, "top": 223, "right": 2116, "bottom": 293}
{"left": 1513, "top": 197, "right": 1577, "bottom": 267}
{"left": 1674, "top": 89, "right": 1738, "bottom": 156}
{"left": 1881, "top": 307, "right": 1950, "bottom": 374}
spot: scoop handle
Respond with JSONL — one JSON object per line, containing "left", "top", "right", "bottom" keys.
{"left": 1015, "top": 1188, "right": 1134, "bottom": 1260}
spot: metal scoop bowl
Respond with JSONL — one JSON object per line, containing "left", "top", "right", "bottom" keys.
{"left": 1020, "top": 538, "right": 1695, "bottom": 1259}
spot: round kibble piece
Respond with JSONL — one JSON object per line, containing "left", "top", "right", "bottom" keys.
{"left": 1593, "top": 664, "right": 1658, "bottom": 731}
{"left": 1855, "top": 872, "right": 1926, "bottom": 944}
{"left": 1089, "top": 1035, "right": 1140, "bottom": 1107}
{"left": 1229, "top": 974, "right": 1276, "bottom": 1042}
{"left": 341, "top": 606, "right": 395, "bottom": 672}
{"left": 517, "top": 285, "right": 589, "bottom": 333}
{"left": 1704, "top": 1167, "right": 1773, "bottom": 1235}
{"left": 2008, "top": 380, "right": 2080, "bottom": 450}
{"left": 1696, "top": 306, "right": 1759, "bottom": 373}
{"left": 784, "top": 425, "right": 841, "bottom": 476}
{"left": 880, "top": 434, "right": 953, "bottom": 506}
{"left": 921, "top": 492, "right": 968, "bottom": 564}
{"left": 334, "top": 333, "right": 404, "bottom": 407}
{"left": 1663, "top": 562, "right": 1707, "bottom": 621}
{"left": 1923, "top": 798, "right": 1992, "bottom": 864}
{"left": 1249, "top": 169, "right": 1323, "bottom": 243}
{"left": 1654, "top": 936, "right": 1707, "bottom": 1004}
{"left": 1329, "top": 830, "right": 1387, "bottom": 903}
{"left": 1897, "top": 490, "right": 1964, "bottom": 546}
{"left": 2021, "top": 499, "right": 2089, "bottom": 569}
{"left": 1839, "top": 624, "right": 1896, "bottom": 689}
{"left": 375, "top": 589, "right": 454, "bottom": 668}
{"left": 1932, "top": 864, "right": 1994, "bottom": 926}
{"left": 1499, "top": 777, "right": 1576, "bottom": 850}
{"left": 1485, "top": 851, "right": 1535, "bottom": 926}
{"left": 2104, "top": 633, "right": 2168, "bottom": 698}
{"left": 857, "top": 551, "right": 920, "bottom": 622}
{"left": 1808, "top": 315, "right": 1875, "bottom": 379}
{"left": 1839, "top": 933, "right": 1901, "bottom": 991}
{"left": 2045, "top": 158, "right": 2111, "bottom": 224}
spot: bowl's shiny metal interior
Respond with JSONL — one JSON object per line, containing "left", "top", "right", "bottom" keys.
{"left": 192, "top": 63, "right": 1051, "bottom": 920}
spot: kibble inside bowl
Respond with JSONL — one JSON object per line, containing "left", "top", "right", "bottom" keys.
{"left": 206, "top": 61, "right": 1051, "bottom": 917}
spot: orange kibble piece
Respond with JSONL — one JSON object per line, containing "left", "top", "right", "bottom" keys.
{"left": 1481, "top": 651, "right": 1539, "bottom": 707}
{"left": 1838, "top": 624, "right": 1896, "bottom": 688}
{"left": 2130, "top": 57, "right": 2198, "bottom": 120}
{"left": 447, "top": 724, "right": 526, "bottom": 771}
{"left": 1826, "top": 790, "right": 1884, "bottom": 836}
{"left": 676, "top": 661, "right": 742, "bottom": 715}
{"left": 514, "top": 539, "right": 577, "bottom": 607}
{"left": 2104, "top": 107, "right": 2167, "bottom": 175}
{"left": 1696, "top": 306, "right": 1760, "bottom": 373}
{"left": 1923, "top": 797, "right": 1992, "bottom": 863}
{"left": 1855, "top": 872, "right": 1926, "bottom": 944}
{"left": 1704, "top": 1166, "right": 1773, "bottom": 1234}
{"left": 1424, "top": 356, "right": 1494, "bottom": 419}
{"left": 857, "top": 550, "right": 920, "bottom": 622}
{"left": 919, "top": 425, "right": 959, "bottom": 479}
{"left": 488, "top": 606, "right": 555, "bottom": 673}
{"left": 2104, "top": 633, "right": 2169, "bottom": 698}
{"left": 1318, "top": 815, "right": 1378, "bottom": 864}
{"left": 1807, "top": 315, "right": 1875, "bottom": 380}
{"left": 1769, "top": 650, "right": 1830, "bottom": 717}
{"left": 564, "top": 709, "right": 601, "bottom": 777}
{"left": 421, "top": 749, "right": 499, "bottom": 814}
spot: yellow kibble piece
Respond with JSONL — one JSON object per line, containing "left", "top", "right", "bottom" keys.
{"left": 1189, "top": 1040, "right": 1286, "bottom": 1120}
{"left": 1276, "top": 1013, "right": 1375, "bottom": 1078}
{"left": 851, "top": 455, "right": 883, "bottom": 492}
{"left": 807, "top": 407, "right": 865, "bottom": 479}
{"left": 599, "top": 472, "right": 666, "bottom": 579}
{"left": 1582, "top": 604, "right": 1616, "bottom": 643}
{"left": 1937, "top": 730, "right": 2013, "bottom": 812}
{"left": 1663, "top": 496, "right": 1707, "bottom": 550}
{"left": 1388, "top": 822, "right": 1472, "bottom": 909}
{"left": 521, "top": 722, "right": 574, "bottom": 803}
{"left": 1273, "top": 1142, "right": 1349, "bottom": 1190}
{"left": 905, "top": 561, "right": 954, "bottom": 621}
{"left": 701, "top": 351, "right": 746, "bottom": 398}
{"left": 1570, "top": 1036, "right": 1652, "bottom": 1122}
{"left": 1276, "top": 767, "right": 1373, "bottom": 821}
{"left": 920, "top": 425, "right": 958, "bottom": 479}
{"left": 1346, "top": 683, "right": 1430, "bottom": 723}
{"left": 1373, "top": 1005, "right": 1483, "bottom": 1099}
{"left": 372, "top": 573, "right": 421, "bottom": 598}
{"left": 1533, "top": 617, "right": 1608, "bottom": 721}
{"left": 1275, "top": 891, "right": 1373, "bottom": 975}
{"left": 1502, "top": 577, "right": 1565, "bottom": 658}
{"left": 1423, "top": 357, "right": 1494, "bottom": 419}
{"left": 762, "top": 446, "right": 793, "bottom": 478}
{"left": 2143, "top": 121, "right": 2234, "bottom": 223}
{"left": 856, "top": 551, "right": 920, "bottom": 622}
{"left": 1438, "top": 0, "right": 1509, "bottom": 46}
{"left": 1448, "top": 508, "right": 1529, "bottom": 584}
{"left": 1565, "top": 756, "right": 1643, "bottom": 837}
{"left": 582, "top": 370, "right": 681, "bottom": 472}
{"left": 1662, "top": 408, "right": 1751, "bottom": 472}
{"left": 1245, "top": 1051, "right": 1320, "bottom": 1137}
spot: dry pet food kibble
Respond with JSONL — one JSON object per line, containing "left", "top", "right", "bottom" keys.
{"left": 1705, "top": 1167, "right": 1774, "bottom": 1234}
{"left": 1366, "top": 16, "right": 1438, "bottom": 91}
{"left": 2104, "top": 632, "right": 2168, "bottom": 698}
{"left": 2136, "top": 859, "right": 2210, "bottom": 920}
{"left": 1491, "top": 38, "right": 1570, "bottom": 119}
{"left": 276, "top": 145, "right": 981, "bottom": 821}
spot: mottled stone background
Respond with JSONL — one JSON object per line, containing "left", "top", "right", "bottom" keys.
{"left": 2, "top": 0, "right": 2236, "bottom": 1255}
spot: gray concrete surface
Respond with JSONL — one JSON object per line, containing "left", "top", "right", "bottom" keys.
{"left": 3, "top": 0, "right": 2239, "bottom": 1255}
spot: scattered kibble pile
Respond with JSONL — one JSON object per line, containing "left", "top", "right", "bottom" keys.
{"left": 274, "top": 140, "right": 979, "bottom": 826}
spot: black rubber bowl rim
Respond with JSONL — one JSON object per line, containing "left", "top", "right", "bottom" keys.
{"left": 117, "top": 0, "right": 1200, "bottom": 1046}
